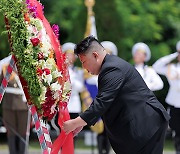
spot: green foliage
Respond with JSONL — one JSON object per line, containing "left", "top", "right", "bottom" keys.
{"left": 0, "top": 0, "right": 41, "bottom": 108}
{"left": 0, "top": 0, "right": 180, "bottom": 106}
{"left": 42, "top": 0, "right": 84, "bottom": 43}
{"left": 1, "top": 0, "right": 180, "bottom": 61}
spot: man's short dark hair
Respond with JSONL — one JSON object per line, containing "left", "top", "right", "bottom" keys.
{"left": 74, "top": 35, "right": 102, "bottom": 55}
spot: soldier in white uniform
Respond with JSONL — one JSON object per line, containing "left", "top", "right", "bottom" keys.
{"left": 132, "top": 42, "right": 164, "bottom": 91}
{"left": 62, "top": 43, "right": 84, "bottom": 119}
{"left": 153, "top": 40, "right": 180, "bottom": 154}
{"left": 0, "top": 56, "right": 28, "bottom": 154}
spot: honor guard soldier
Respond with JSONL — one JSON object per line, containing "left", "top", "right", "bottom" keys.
{"left": 0, "top": 55, "right": 28, "bottom": 154}
{"left": 132, "top": 42, "right": 164, "bottom": 91}
{"left": 153, "top": 41, "right": 180, "bottom": 154}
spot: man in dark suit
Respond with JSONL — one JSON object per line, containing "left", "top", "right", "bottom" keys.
{"left": 63, "top": 36, "right": 170, "bottom": 154}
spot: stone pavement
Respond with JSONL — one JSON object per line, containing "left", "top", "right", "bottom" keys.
{"left": 0, "top": 149, "right": 175, "bottom": 154}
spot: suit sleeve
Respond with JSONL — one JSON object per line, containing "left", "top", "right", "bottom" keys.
{"left": 80, "top": 67, "right": 124, "bottom": 126}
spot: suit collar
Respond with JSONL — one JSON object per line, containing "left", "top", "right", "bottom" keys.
{"left": 99, "top": 54, "right": 111, "bottom": 75}
{"left": 101, "top": 54, "right": 110, "bottom": 66}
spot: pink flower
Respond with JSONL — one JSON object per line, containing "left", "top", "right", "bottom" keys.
{"left": 52, "top": 24, "right": 59, "bottom": 38}
{"left": 30, "top": 38, "right": 40, "bottom": 47}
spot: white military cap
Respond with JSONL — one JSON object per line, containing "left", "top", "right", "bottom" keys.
{"left": 62, "top": 42, "right": 75, "bottom": 53}
{"left": 176, "top": 41, "right": 180, "bottom": 51}
{"left": 132, "top": 42, "right": 151, "bottom": 62}
{"left": 101, "top": 41, "right": 118, "bottom": 56}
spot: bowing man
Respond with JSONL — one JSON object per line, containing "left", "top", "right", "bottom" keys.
{"left": 63, "top": 36, "right": 170, "bottom": 154}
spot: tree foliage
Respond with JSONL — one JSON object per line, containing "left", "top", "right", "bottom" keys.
{"left": 0, "top": 0, "right": 179, "bottom": 105}
{"left": 1, "top": 0, "right": 179, "bottom": 61}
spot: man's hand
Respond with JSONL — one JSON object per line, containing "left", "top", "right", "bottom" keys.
{"left": 72, "top": 126, "right": 83, "bottom": 137}
{"left": 62, "top": 116, "right": 87, "bottom": 135}
{"left": 63, "top": 119, "right": 77, "bottom": 134}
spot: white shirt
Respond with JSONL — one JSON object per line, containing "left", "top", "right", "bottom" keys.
{"left": 135, "top": 64, "right": 164, "bottom": 91}
{"left": 153, "top": 52, "right": 180, "bottom": 108}
{"left": 67, "top": 66, "right": 84, "bottom": 113}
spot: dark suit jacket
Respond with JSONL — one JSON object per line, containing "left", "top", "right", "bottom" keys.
{"left": 80, "top": 54, "right": 170, "bottom": 154}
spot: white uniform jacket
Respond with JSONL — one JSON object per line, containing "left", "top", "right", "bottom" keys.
{"left": 135, "top": 64, "right": 164, "bottom": 91}
{"left": 153, "top": 52, "right": 180, "bottom": 108}
{"left": 68, "top": 66, "right": 84, "bottom": 113}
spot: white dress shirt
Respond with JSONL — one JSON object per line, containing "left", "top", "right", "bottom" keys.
{"left": 67, "top": 66, "right": 84, "bottom": 113}
{"left": 153, "top": 52, "right": 180, "bottom": 108}
{"left": 135, "top": 64, "right": 164, "bottom": 91}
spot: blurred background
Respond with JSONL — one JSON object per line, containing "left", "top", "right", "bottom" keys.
{"left": 0, "top": 0, "right": 180, "bottom": 106}
{"left": 0, "top": 0, "right": 180, "bottom": 153}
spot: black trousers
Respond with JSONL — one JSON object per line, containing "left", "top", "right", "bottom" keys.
{"left": 97, "top": 129, "right": 111, "bottom": 154}
{"left": 138, "top": 121, "right": 168, "bottom": 154}
{"left": 169, "top": 107, "right": 180, "bottom": 153}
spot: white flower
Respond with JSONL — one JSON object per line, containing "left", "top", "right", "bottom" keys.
{"left": 45, "top": 58, "right": 56, "bottom": 70}
{"left": 42, "top": 73, "right": 52, "bottom": 85}
{"left": 50, "top": 104, "right": 57, "bottom": 114}
{"left": 61, "top": 81, "right": 71, "bottom": 102}
{"left": 39, "top": 85, "right": 47, "bottom": 103}
{"left": 40, "top": 39, "right": 51, "bottom": 57}
{"left": 30, "top": 18, "right": 43, "bottom": 31}
{"left": 50, "top": 81, "right": 62, "bottom": 92}
{"left": 52, "top": 69, "right": 63, "bottom": 79}
{"left": 53, "top": 91, "right": 61, "bottom": 100}
{"left": 39, "top": 60, "right": 46, "bottom": 68}
{"left": 63, "top": 81, "right": 71, "bottom": 92}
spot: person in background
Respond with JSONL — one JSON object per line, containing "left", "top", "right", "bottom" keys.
{"left": 62, "top": 42, "right": 84, "bottom": 120}
{"left": 153, "top": 40, "right": 180, "bottom": 154}
{"left": 132, "top": 42, "right": 164, "bottom": 91}
{"left": 63, "top": 36, "right": 170, "bottom": 154}
{"left": 0, "top": 55, "right": 28, "bottom": 154}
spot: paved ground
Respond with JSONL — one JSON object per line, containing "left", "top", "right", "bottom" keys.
{"left": 0, "top": 149, "right": 175, "bottom": 154}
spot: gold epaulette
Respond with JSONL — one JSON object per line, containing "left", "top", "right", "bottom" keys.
{"left": 84, "top": 69, "right": 93, "bottom": 79}
{"left": 81, "top": 90, "right": 92, "bottom": 112}
{"left": 2, "top": 64, "right": 16, "bottom": 81}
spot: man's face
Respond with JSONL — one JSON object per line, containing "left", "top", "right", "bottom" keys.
{"left": 133, "top": 50, "right": 146, "bottom": 64}
{"left": 79, "top": 52, "right": 101, "bottom": 75}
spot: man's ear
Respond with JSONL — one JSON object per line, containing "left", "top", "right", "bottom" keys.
{"left": 92, "top": 51, "right": 99, "bottom": 59}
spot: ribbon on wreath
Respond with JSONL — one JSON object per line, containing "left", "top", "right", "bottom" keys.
{"left": 0, "top": 55, "right": 16, "bottom": 103}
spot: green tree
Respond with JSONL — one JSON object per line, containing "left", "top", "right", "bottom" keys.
{"left": 0, "top": 0, "right": 180, "bottom": 105}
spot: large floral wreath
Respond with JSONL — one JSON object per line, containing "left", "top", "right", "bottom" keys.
{"left": 0, "top": 0, "right": 71, "bottom": 120}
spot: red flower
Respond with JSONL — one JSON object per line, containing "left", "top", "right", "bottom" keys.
{"left": 37, "top": 68, "right": 43, "bottom": 76}
{"left": 41, "top": 88, "right": 57, "bottom": 120}
{"left": 30, "top": 38, "right": 40, "bottom": 46}
{"left": 43, "top": 68, "right": 51, "bottom": 75}
{"left": 38, "top": 52, "right": 44, "bottom": 60}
